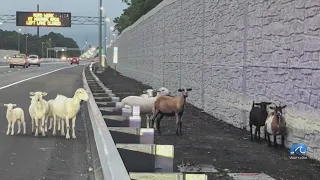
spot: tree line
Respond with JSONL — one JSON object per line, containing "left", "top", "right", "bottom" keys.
{"left": 114, "top": 0, "right": 163, "bottom": 34}
{"left": 0, "top": 30, "right": 80, "bottom": 58}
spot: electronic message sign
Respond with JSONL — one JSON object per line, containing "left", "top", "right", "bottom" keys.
{"left": 16, "top": 11, "right": 71, "bottom": 27}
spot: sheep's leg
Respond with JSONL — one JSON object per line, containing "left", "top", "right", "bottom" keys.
{"left": 273, "top": 135, "right": 277, "bottom": 148}
{"left": 71, "top": 116, "right": 77, "bottom": 139}
{"left": 254, "top": 126, "right": 258, "bottom": 141}
{"left": 11, "top": 120, "right": 15, "bottom": 136}
{"left": 175, "top": 113, "right": 180, "bottom": 136}
{"left": 266, "top": 134, "right": 271, "bottom": 147}
{"left": 156, "top": 114, "right": 164, "bottom": 135}
{"left": 22, "top": 120, "right": 26, "bottom": 135}
{"left": 151, "top": 112, "right": 160, "bottom": 129}
{"left": 34, "top": 118, "right": 39, "bottom": 137}
{"left": 39, "top": 119, "right": 42, "bottom": 134}
{"left": 31, "top": 117, "right": 35, "bottom": 134}
{"left": 178, "top": 114, "right": 183, "bottom": 136}
{"left": 41, "top": 116, "right": 46, "bottom": 136}
{"left": 65, "top": 116, "right": 70, "bottom": 139}
{"left": 281, "top": 135, "right": 285, "bottom": 148}
{"left": 58, "top": 118, "right": 61, "bottom": 131}
{"left": 61, "top": 119, "right": 65, "bottom": 136}
{"left": 52, "top": 114, "right": 57, "bottom": 136}
{"left": 257, "top": 126, "right": 261, "bottom": 141}
{"left": 146, "top": 114, "right": 150, "bottom": 128}
{"left": 48, "top": 117, "right": 53, "bottom": 130}
{"left": 6, "top": 121, "right": 11, "bottom": 135}
{"left": 17, "top": 121, "right": 21, "bottom": 134}
{"left": 44, "top": 116, "right": 48, "bottom": 133}
{"left": 249, "top": 123, "right": 253, "bottom": 142}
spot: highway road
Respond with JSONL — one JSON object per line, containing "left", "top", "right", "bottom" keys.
{"left": 0, "top": 61, "right": 93, "bottom": 180}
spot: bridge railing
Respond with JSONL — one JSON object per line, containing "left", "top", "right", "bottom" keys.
{"left": 82, "top": 64, "right": 131, "bottom": 180}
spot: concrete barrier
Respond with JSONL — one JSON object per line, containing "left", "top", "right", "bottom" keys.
{"left": 116, "top": 144, "right": 174, "bottom": 172}
{"left": 109, "top": 127, "right": 154, "bottom": 144}
{"left": 129, "top": 173, "right": 208, "bottom": 180}
{"left": 83, "top": 63, "right": 130, "bottom": 180}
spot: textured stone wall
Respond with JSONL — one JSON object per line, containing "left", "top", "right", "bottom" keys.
{"left": 107, "top": 0, "right": 320, "bottom": 161}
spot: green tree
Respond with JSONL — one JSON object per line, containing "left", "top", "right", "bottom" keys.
{"left": 114, "top": 0, "right": 163, "bottom": 34}
{"left": 0, "top": 29, "right": 80, "bottom": 58}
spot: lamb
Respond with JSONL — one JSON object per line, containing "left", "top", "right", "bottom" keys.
{"left": 47, "top": 99, "right": 61, "bottom": 132}
{"left": 249, "top": 101, "right": 272, "bottom": 142}
{"left": 52, "top": 88, "right": 89, "bottom": 139}
{"left": 4, "top": 103, "right": 26, "bottom": 135}
{"left": 151, "top": 88, "right": 192, "bottom": 136}
{"left": 140, "top": 89, "right": 155, "bottom": 98}
{"left": 29, "top": 91, "right": 49, "bottom": 137}
{"left": 120, "top": 87, "right": 170, "bottom": 128}
{"left": 264, "top": 104, "right": 287, "bottom": 148}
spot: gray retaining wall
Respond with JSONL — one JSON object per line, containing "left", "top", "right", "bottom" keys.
{"left": 107, "top": 0, "right": 320, "bottom": 160}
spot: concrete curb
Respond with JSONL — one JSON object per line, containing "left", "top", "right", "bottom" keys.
{"left": 83, "top": 63, "right": 130, "bottom": 180}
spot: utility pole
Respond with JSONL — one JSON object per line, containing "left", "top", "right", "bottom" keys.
{"left": 37, "top": 4, "right": 40, "bottom": 38}
{"left": 104, "top": 17, "right": 107, "bottom": 56}
{"left": 99, "top": 0, "right": 103, "bottom": 69}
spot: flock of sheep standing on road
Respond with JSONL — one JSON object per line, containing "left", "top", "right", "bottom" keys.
{"left": 4, "top": 80, "right": 287, "bottom": 149}
{"left": 4, "top": 88, "right": 89, "bottom": 139}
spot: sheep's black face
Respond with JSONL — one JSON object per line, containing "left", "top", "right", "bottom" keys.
{"left": 178, "top": 88, "right": 192, "bottom": 98}
{"left": 258, "top": 102, "right": 272, "bottom": 112}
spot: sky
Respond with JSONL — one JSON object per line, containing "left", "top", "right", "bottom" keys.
{"left": 0, "top": 0, "right": 128, "bottom": 49}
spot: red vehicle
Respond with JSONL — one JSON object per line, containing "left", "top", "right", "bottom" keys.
{"left": 71, "top": 57, "right": 79, "bottom": 65}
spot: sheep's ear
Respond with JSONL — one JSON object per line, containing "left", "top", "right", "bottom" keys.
{"left": 30, "top": 92, "right": 35, "bottom": 95}
{"left": 42, "top": 92, "right": 47, "bottom": 96}
{"left": 178, "top": 89, "right": 183, "bottom": 92}
{"left": 3, "top": 104, "right": 7, "bottom": 107}
{"left": 30, "top": 96, "right": 33, "bottom": 99}
{"left": 267, "top": 102, "right": 272, "bottom": 105}
{"left": 281, "top": 105, "right": 287, "bottom": 109}
{"left": 143, "top": 90, "right": 146, "bottom": 93}
{"left": 187, "top": 88, "right": 192, "bottom": 91}
{"left": 12, "top": 104, "right": 17, "bottom": 107}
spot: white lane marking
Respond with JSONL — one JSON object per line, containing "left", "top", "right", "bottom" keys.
{"left": 0, "top": 66, "right": 7, "bottom": 68}
{"left": 0, "top": 65, "right": 79, "bottom": 90}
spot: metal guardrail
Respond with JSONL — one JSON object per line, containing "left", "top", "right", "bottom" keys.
{"left": 82, "top": 64, "right": 131, "bottom": 180}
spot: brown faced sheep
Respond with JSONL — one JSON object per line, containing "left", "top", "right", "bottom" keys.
{"left": 264, "top": 104, "right": 287, "bottom": 148}
{"left": 151, "top": 88, "right": 192, "bottom": 136}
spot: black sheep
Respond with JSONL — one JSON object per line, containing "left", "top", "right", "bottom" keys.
{"left": 249, "top": 101, "right": 272, "bottom": 142}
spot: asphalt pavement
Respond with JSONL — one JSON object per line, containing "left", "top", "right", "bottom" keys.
{"left": 0, "top": 61, "right": 94, "bottom": 180}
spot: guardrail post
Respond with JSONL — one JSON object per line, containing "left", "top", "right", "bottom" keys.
{"left": 129, "top": 106, "right": 141, "bottom": 127}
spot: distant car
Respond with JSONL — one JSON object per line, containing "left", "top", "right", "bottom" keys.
{"left": 9, "top": 54, "right": 29, "bottom": 68}
{"left": 27, "top": 54, "right": 41, "bottom": 67}
{"left": 71, "top": 57, "right": 79, "bottom": 65}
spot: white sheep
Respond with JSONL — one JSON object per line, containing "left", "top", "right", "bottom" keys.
{"left": 29, "top": 91, "right": 49, "bottom": 137}
{"left": 47, "top": 99, "right": 62, "bottom": 132}
{"left": 121, "top": 87, "right": 171, "bottom": 128}
{"left": 4, "top": 103, "right": 26, "bottom": 136}
{"left": 140, "top": 89, "right": 155, "bottom": 98}
{"left": 52, "top": 88, "right": 89, "bottom": 139}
